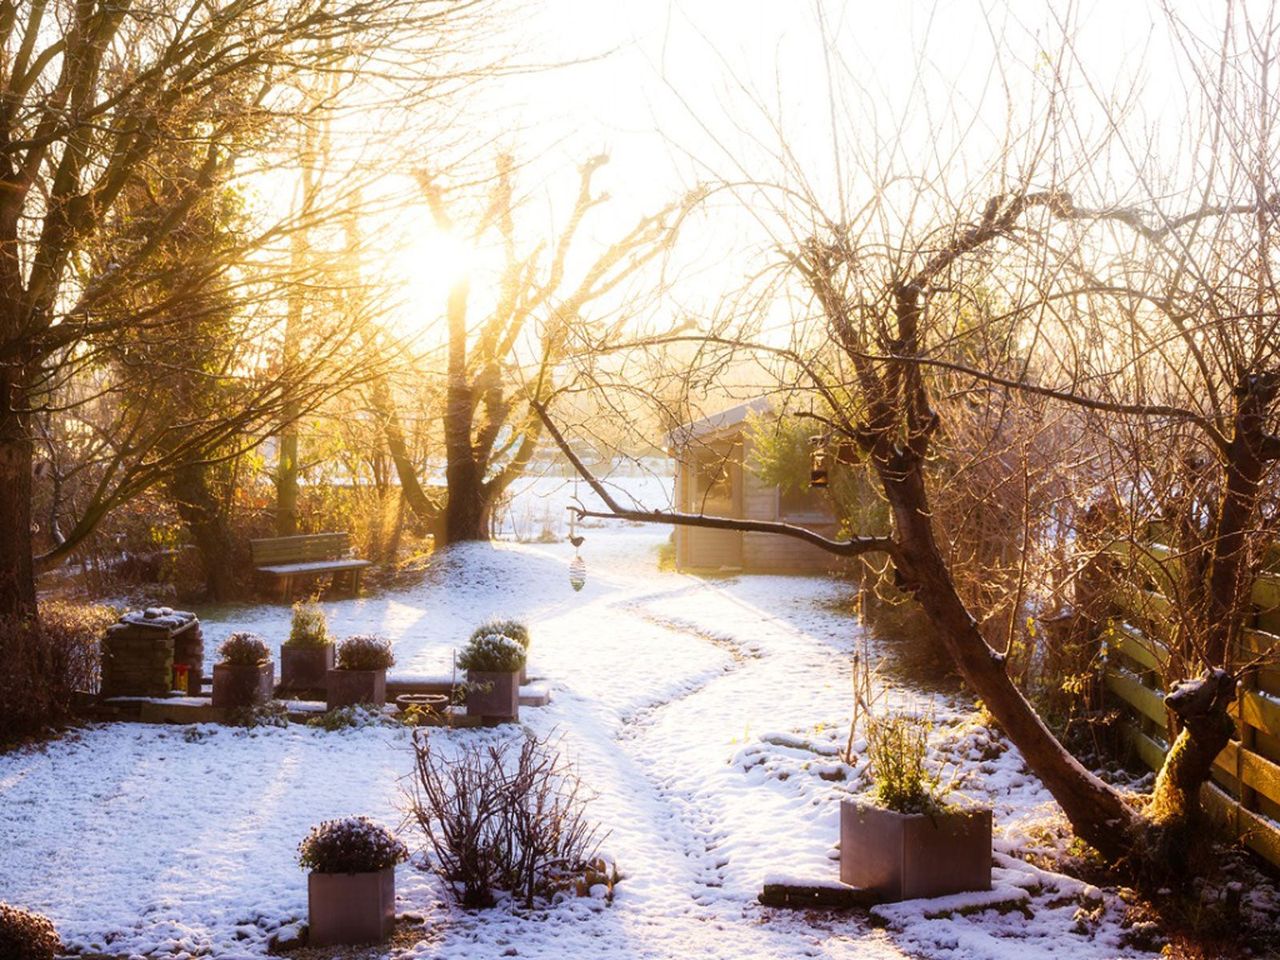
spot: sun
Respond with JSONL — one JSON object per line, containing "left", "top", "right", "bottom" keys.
{"left": 384, "top": 221, "right": 478, "bottom": 332}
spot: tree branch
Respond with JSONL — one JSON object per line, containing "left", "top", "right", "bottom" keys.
{"left": 529, "top": 397, "right": 896, "bottom": 560}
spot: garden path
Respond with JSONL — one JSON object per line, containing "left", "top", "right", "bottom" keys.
{"left": 0, "top": 505, "right": 1159, "bottom": 958}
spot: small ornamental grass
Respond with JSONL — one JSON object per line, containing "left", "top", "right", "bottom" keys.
{"left": 336, "top": 634, "right": 395, "bottom": 671}
{"left": 864, "top": 710, "right": 949, "bottom": 816}
{"left": 297, "top": 816, "right": 409, "bottom": 874}
{"left": 218, "top": 632, "right": 270, "bottom": 666}
{"left": 286, "top": 600, "right": 331, "bottom": 647}
{"left": 469, "top": 618, "right": 530, "bottom": 650}
{"left": 458, "top": 632, "right": 526, "bottom": 673}
{"left": 0, "top": 903, "right": 61, "bottom": 960}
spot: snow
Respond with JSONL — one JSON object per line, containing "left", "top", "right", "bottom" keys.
{"left": 0, "top": 480, "right": 1178, "bottom": 959}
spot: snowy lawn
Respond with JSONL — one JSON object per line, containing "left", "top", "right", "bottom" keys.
{"left": 1, "top": 517, "right": 1166, "bottom": 959}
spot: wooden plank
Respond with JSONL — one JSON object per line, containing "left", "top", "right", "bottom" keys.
{"left": 1217, "top": 740, "right": 1280, "bottom": 810}
{"left": 1239, "top": 627, "right": 1279, "bottom": 658}
{"left": 1201, "top": 782, "right": 1280, "bottom": 865}
{"left": 1238, "top": 688, "right": 1280, "bottom": 738}
{"left": 1105, "top": 540, "right": 1181, "bottom": 594}
{"left": 1239, "top": 799, "right": 1280, "bottom": 864}
{"left": 1107, "top": 622, "right": 1168, "bottom": 673}
{"left": 1112, "top": 583, "right": 1175, "bottom": 628}
{"left": 250, "top": 532, "right": 351, "bottom": 564}
{"left": 1252, "top": 574, "right": 1280, "bottom": 617}
{"left": 1120, "top": 720, "right": 1168, "bottom": 772}
{"left": 1105, "top": 668, "right": 1167, "bottom": 727}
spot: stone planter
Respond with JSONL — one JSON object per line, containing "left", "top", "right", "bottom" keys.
{"left": 308, "top": 867, "right": 395, "bottom": 947}
{"left": 465, "top": 670, "right": 520, "bottom": 721}
{"left": 840, "top": 800, "right": 991, "bottom": 902}
{"left": 280, "top": 644, "right": 335, "bottom": 695}
{"left": 327, "top": 669, "right": 387, "bottom": 709}
{"left": 211, "top": 661, "right": 274, "bottom": 709}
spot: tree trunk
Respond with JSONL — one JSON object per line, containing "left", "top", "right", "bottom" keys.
{"left": 0, "top": 370, "right": 37, "bottom": 620}
{"left": 443, "top": 465, "right": 490, "bottom": 543}
{"left": 878, "top": 447, "right": 1142, "bottom": 860}
{"left": 441, "top": 275, "right": 485, "bottom": 545}
{"left": 1143, "top": 670, "right": 1237, "bottom": 875}
{"left": 276, "top": 424, "right": 299, "bottom": 537}
{"left": 1201, "top": 375, "right": 1278, "bottom": 665}
{"left": 168, "top": 460, "right": 238, "bottom": 601}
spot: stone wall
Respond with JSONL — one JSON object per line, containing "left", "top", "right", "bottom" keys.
{"left": 100, "top": 608, "right": 203, "bottom": 699}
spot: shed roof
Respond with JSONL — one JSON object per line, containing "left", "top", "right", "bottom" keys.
{"left": 667, "top": 397, "right": 773, "bottom": 449}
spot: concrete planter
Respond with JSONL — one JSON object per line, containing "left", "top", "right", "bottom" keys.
{"left": 327, "top": 668, "right": 387, "bottom": 709}
{"left": 307, "top": 867, "right": 395, "bottom": 947}
{"left": 840, "top": 799, "right": 991, "bottom": 902}
{"left": 211, "top": 661, "right": 274, "bottom": 709}
{"left": 280, "top": 644, "right": 335, "bottom": 694}
{"left": 465, "top": 670, "right": 520, "bottom": 721}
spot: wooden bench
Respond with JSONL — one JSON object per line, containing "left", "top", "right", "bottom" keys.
{"left": 250, "top": 532, "right": 371, "bottom": 600}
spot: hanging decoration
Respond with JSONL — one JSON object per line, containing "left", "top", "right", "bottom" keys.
{"left": 567, "top": 496, "right": 587, "bottom": 592}
{"left": 809, "top": 434, "right": 830, "bottom": 488}
{"left": 569, "top": 551, "right": 587, "bottom": 592}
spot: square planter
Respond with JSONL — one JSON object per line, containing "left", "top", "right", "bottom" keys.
{"left": 327, "top": 668, "right": 387, "bottom": 709}
{"left": 211, "top": 661, "right": 274, "bottom": 709}
{"left": 308, "top": 866, "right": 395, "bottom": 947}
{"left": 840, "top": 799, "right": 991, "bottom": 902}
{"left": 281, "top": 644, "right": 335, "bottom": 695}
{"left": 466, "top": 670, "right": 520, "bottom": 721}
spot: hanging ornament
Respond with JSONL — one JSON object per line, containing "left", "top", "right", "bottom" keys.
{"left": 809, "top": 435, "right": 830, "bottom": 488}
{"left": 569, "top": 552, "right": 587, "bottom": 592}
{"left": 567, "top": 503, "right": 587, "bottom": 592}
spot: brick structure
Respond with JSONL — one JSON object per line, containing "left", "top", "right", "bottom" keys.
{"left": 100, "top": 608, "right": 203, "bottom": 699}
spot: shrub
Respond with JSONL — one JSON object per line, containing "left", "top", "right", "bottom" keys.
{"left": 307, "top": 705, "right": 392, "bottom": 731}
{"left": 0, "top": 903, "right": 62, "bottom": 960}
{"left": 0, "top": 602, "right": 116, "bottom": 747}
{"left": 336, "top": 634, "right": 395, "bottom": 671}
{"left": 297, "top": 816, "right": 408, "bottom": 873}
{"left": 864, "top": 710, "right": 947, "bottom": 815}
{"left": 458, "top": 633, "right": 526, "bottom": 673}
{"left": 286, "top": 600, "right": 330, "bottom": 647}
{"left": 218, "top": 632, "right": 269, "bottom": 666}
{"left": 228, "top": 701, "right": 289, "bottom": 729}
{"left": 469, "top": 618, "right": 530, "bottom": 650}
{"left": 408, "top": 729, "right": 606, "bottom": 908}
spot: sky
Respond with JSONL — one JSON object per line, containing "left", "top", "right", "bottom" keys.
{"left": 354, "top": 0, "right": 1266, "bottom": 344}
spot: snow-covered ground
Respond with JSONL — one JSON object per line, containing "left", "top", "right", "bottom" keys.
{"left": 0, "top": 497, "right": 1166, "bottom": 959}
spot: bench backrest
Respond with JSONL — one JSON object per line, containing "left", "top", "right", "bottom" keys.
{"left": 251, "top": 532, "right": 351, "bottom": 565}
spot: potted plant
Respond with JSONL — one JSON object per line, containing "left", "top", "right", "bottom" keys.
{"left": 0, "top": 903, "right": 62, "bottom": 960}
{"left": 211, "top": 632, "right": 274, "bottom": 709}
{"left": 840, "top": 711, "right": 991, "bottom": 901}
{"left": 470, "top": 618, "right": 531, "bottom": 683}
{"left": 298, "top": 816, "right": 408, "bottom": 947}
{"left": 280, "top": 600, "right": 334, "bottom": 696}
{"left": 459, "top": 631, "right": 525, "bottom": 722}
{"left": 327, "top": 635, "right": 394, "bottom": 709}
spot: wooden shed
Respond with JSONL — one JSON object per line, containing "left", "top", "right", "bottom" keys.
{"left": 668, "top": 399, "right": 839, "bottom": 574}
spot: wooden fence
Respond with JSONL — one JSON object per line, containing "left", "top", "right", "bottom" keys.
{"left": 1101, "top": 541, "right": 1280, "bottom": 867}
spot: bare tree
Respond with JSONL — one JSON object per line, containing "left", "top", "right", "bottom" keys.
{"left": 379, "top": 153, "right": 694, "bottom": 544}
{"left": 533, "top": 3, "right": 1280, "bottom": 876}
{"left": 0, "top": 0, "right": 489, "bottom": 618}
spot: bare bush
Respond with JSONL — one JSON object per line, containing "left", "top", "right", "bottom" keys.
{"left": 0, "top": 603, "right": 116, "bottom": 746}
{"left": 407, "top": 729, "right": 607, "bottom": 908}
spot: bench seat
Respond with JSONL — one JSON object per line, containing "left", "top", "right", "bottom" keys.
{"left": 256, "top": 559, "right": 371, "bottom": 576}
{"left": 250, "top": 532, "right": 369, "bottom": 600}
